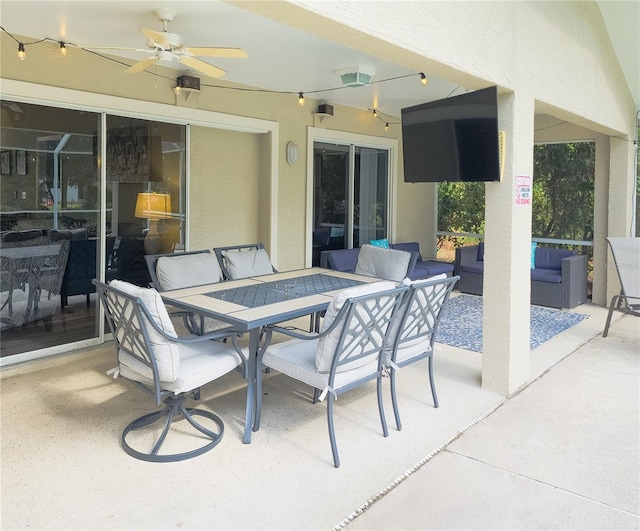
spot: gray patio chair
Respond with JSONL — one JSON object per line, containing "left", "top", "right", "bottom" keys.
{"left": 384, "top": 274, "right": 458, "bottom": 430}
{"left": 214, "top": 243, "right": 278, "bottom": 280}
{"left": 254, "top": 280, "right": 408, "bottom": 467}
{"left": 145, "top": 250, "right": 237, "bottom": 335}
{"left": 603, "top": 237, "right": 640, "bottom": 337}
{"left": 354, "top": 243, "right": 418, "bottom": 282}
{"left": 93, "top": 278, "right": 251, "bottom": 462}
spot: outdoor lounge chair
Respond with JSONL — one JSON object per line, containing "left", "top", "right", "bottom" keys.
{"left": 385, "top": 274, "right": 458, "bottom": 430}
{"left": 254, "top": 280, "right": 407, "bottom": 467}
{"left": 214, "top": 243, "right": 277, "bottom": 280}
{"left": 145, "top": 250, "right": 236, "bottom": 335}
{"left": 93, "top": 278, "right": 250, "bottom": 462}
{"left": 602, "top": 237, "right": 640, "bottom": 337}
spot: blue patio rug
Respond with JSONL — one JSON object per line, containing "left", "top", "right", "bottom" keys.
{"left": 434, "top": 294, "right": 589, "bottom": 352}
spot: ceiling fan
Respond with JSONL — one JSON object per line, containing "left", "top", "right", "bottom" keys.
{"left": 84, "top": 8, "right": 247, "bottom": 78}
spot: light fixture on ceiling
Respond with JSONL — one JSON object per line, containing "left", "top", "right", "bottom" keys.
{"left": 336, "top": 66, "right": 375, "bottom": 87}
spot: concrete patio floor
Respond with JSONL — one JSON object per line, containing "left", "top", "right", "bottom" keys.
{"left": 1, "top": 302, "right": 638, "bottom": 530}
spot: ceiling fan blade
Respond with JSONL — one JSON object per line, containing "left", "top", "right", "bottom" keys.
{"left": 178, "top": 56, "right": 226, "bottom": 78}
{"left": 141, "top": 28, "right": 171, "bottom": 49}
{"left": 82, "top": 46, "right": 151, "bottom": 52}
{"left": 183, "top": 47, "right": 248, "bottom": 59}
{"left": 125, "top": 56, "right": 158, "bottom": 74}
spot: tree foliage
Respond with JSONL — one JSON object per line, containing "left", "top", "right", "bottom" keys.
{"left": 437, "top": 142, "right": 596, "bottom": 248}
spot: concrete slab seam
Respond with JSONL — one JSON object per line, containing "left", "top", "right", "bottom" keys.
{"left": 330, "top": 399, "right": 507, "bottom": 531}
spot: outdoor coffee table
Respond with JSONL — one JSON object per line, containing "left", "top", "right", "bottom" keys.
{"left": 160, "top": 267, "right": 381, "bottom": 444}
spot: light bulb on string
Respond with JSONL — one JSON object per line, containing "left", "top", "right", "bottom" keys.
{"left": 59, "top": 41, "right": 67, "bottom": 56}
{"left": 298, "top": 92, "right": 305, "bottom": 106}
{"left": 17, "top": 42, "right": 26, "bottom": 61}
{"left": 420, "top": 72, "right": 428, "bottom": 86}
{"left": 385, "top": 123, "right": 389, "bottom": 132}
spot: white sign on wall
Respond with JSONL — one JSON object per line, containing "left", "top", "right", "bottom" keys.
{"left": 515, "top": 175, "right": 532, "bottom": 206}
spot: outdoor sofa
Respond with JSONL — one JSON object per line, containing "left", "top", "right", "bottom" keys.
{"left": 453, "top": 243, "right": 588, "bottom": 309}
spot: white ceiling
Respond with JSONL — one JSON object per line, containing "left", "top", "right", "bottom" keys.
{"left": 1, "top": 1, "right": 638, "bottom": 119}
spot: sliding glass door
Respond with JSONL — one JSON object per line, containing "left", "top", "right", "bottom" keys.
{"left": 0, "top": 101, "right": 185, "bottom": 360}
{"left": 312, "top": 141, "right": 389, "bottom": 265}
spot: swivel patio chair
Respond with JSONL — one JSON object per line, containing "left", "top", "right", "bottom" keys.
{"left": 384, "top": 275, "right": 458, "bottom": 430}
{"left": 145, "top": 249, "right": 237, "bottom": 335}
{"left": 254, "top": 280, "right": 407, "bottom": 467}
{"left": 214, "top": 243, "right": 277, "bottom": 280}
{"left": 602, "top": 237, "right": 640, "bottom": 337}
{"left": 93, "top": 278, "right": 251, "bottom": 462}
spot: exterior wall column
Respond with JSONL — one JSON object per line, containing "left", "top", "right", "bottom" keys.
{"left": 482, "top": 91, "right": 534, "bottom": 395}
{"left": 591, "top": 136, "right": 610, "bottom": 307}
{"left": 605, "top": 136, "right": 637, "bottom": 302}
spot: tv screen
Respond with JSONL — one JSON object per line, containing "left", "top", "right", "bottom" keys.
{"left": 401, "top": 86, "right": 500, "bottom": 182}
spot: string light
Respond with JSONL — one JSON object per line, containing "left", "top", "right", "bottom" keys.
{"left": 298, "top": 92, "right": 305, "bottom": 106}
{"left": 385, "top": 123, "right": 389, "bottom": 132}
{"left": 17, "top": 42, "right": 26, "bottom": 61}
{"left": 59, "top": 41, "right": 67, "bottom": 56}
{"left": 372, "top": 109, "right": 377, "bottom": 117}
{"left": 369, "top": 108, "right": 400, "bottom": 132}
{"left": 420, "top": 72, "right": 428, "bottom": 86}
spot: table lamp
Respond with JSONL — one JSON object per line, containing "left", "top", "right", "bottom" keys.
{"left": 134, "top": 192, "right": 172, "bottom": 254}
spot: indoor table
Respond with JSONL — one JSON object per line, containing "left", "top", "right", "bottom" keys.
{"left": 160, "top": 267, "right": 381, "bottom": 444}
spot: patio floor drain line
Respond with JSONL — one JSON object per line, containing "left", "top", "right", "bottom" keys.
{"left": 330, "top": 399, "right": 507, "bottom": 531}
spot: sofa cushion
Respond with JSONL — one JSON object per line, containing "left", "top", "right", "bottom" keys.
{"left": 316, "top": 280, "right": 396, "bottom": 373}
{"left": 530, "top": 268, "right": 563, "bottom": 284}
{"left": 535, "top": 247, "right": 574, "bottom": 270}
{"left": 391, "top": 242, "right": 422, "bottom": 260}
{"left": 531, "top": 242, "right": 537, "bottom": 269}
{"left": 326, "top": 248, "right": 360, "bottom": 273}
{"left": 369, "top": 238, "right": 390, "bottom": 248}
{"left": 415, "top": 260, "right": 454, "bottom": 276}
{"left": 355, "top": 244, "right": 411, "bottom": 282}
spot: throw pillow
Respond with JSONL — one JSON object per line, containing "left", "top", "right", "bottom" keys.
{"left": 223, "top": 248, "right": 274, "bottom": 279}
{"left": 369, "top": 238, "right": 390, "bottom": 249}
{"left": 354, "top": 244, "right": 411, "bottom": 282}
{"left": 531, "top": 242, "right": 537, "bottom": 269}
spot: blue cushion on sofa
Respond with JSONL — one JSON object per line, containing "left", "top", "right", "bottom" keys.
{"left": 535, "top": 247, "right": 574, "bottom": 270}
{"left": 390, "top": 242, "right": 422, "bottom": 260}
{"left": 530, "top": 268, "right": 563, "bottom": 283}
{"left": 369, "top": 238, "right": 390, "bottom": 248}
{"left": 460, "top": 262, "right": 485, "bottom": 274}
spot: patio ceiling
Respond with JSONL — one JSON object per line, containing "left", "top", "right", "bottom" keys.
{"left": 0, "top": 1, "right": 638, "bottom": 117}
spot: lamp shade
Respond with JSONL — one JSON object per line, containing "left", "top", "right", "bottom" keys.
{"left": 134, "top": 192, "right": 172, "bottom": 219}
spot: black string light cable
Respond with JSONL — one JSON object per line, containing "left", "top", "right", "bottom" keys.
{"left": 369, "top": 108, "right": 401, "bottom": 131}
{"left": 1, "top": 26, "right": 429, "bottom": 111}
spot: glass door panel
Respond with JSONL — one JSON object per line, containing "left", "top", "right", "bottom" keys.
{"left": 1, "top": 102, "right": 100, "bottom": 357}
{"left": 353, "top": 146, "right": 389, "bottom": 248}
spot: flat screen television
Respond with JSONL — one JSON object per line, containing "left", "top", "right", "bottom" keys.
{"left": 401, "top": 86, "right": 500, "bottom": 182}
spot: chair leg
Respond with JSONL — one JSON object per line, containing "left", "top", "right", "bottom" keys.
{"left": 390, "top": 368, "right": 402, "bottom": 431}
{"left": 428, "top": 355, "right": 439, "bottom": 408}
{"left": 376, "top": 376, "right": 389, "bottom": 437}
{"left": 255, "top": 361, "right": 264, "bottom": 431}
{"left": 602, "top": 295, "right": 619, "bottom": 338}
{"left": 312, "top": 388, "right": 321, "bottom": 404}
{"left": 121, "top": 394, "right": 224, "bottom": 462}
{"left": 327, "top": 396, "right": 340, "bottom": 468}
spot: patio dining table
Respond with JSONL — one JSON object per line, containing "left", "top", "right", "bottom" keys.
{"left": 160, "top": 267, "right": 381, "bottom": 444}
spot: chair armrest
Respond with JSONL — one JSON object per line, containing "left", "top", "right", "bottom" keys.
{"left": 454, "top": 245, "right": 480, "bottom": 275}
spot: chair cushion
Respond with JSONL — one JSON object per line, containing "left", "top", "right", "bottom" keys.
{"left": 460, "top": 262, "right": 485, "bottom": 274}
{"left": 223, "top": 248, "right": 273, "bottom": 279}
{"left": 108, "top": 279, "right": 179, "bottom": 383}
{"left": 477, "top": 243, "right": 485, "bottom": 261}
{"left": 414, "top": 260, "right": 454, "bottom": 276}
{"left": 354, "top": 244, "right": 411, "bottom": 282}
{"left": 47, "top": 228, "right": 88, "bottom": 241}
{"left": 530, "top": 268, "right": 562, "bottom": 284}
{"left": 316, "top": 280, "right": 396, "bottom": 373}
{"left": 156, "top": 252, "right": 221, "bottom": 290}
{"left": 531, "top": 242, "right": 537, "bottom": 269}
